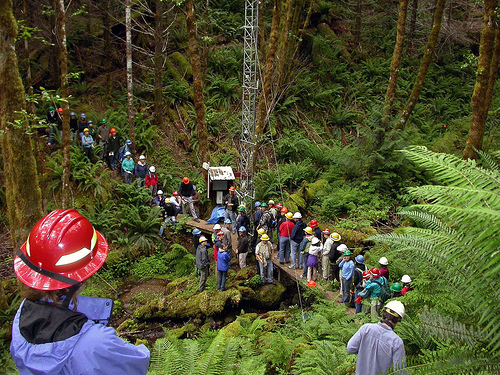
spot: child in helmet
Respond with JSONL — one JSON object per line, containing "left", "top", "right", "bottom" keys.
{"left": 339, "top": 249, "right": 355, "bottom": 305}
{"left": 365, "top": 268, "right": 388, "bottom": 318}
{"left": 401, "top": 275, "right": 413, "bottom": 295}
{"left": 237, "top": 226, "right": 249, "bottom": 269}
{"left": 307, "top": 237, "right": 322, "bottom": 282}
{"left": 378, "top": 257, "right": 389, "bottom": 280}
{"left": 121, "top": 152, "right": 135, "bottom": 184}
{"left": 145, "top": 166, "right": 159, "bottom": 196}
{"left": 390, "top": 283, "right": 403, "bottom": 298}
{"left": 81, "top": 128, "right": 94, "bottom": 161}
{"left": 299, "top": 227, "right": 314, "bottom": 278}
{"left": 10, "top": 210, "right": 150, "bottom": 374}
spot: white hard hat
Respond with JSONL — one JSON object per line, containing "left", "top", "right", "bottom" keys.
{"left": 213, "top": 224, "right": 222, "bottom": 230}
{"left": 149, "top": 166, "right": 156, "bottom": 172}
{"left": 378, "top": 257, "right": 389, "bottom": 266}
{"left": 311, "top": 237, "right": 320, "bottom": 245}
{"left": 384, "top": 300, "right": 405, "bottom": 319}
{"left": 337, "top": 244, "right": 348, "bottom": 253}
{"left": 157, "top": 190, "right": 163, "bottom": 195}
{"left": 292, "top": 212, "right": 302, "bottom": 219}
{"left": 125, "top": 151, "right": 131, "bottom": 156}
{"left": 139, "top": 155, "right": 146, "bottom": 160}
{"left": 401, "top": 275, "right": 412, "bottom": 283}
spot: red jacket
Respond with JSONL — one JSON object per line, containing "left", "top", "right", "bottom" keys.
{"left": 279, "top": 220, "right": 295, "bottom": 237}
{"left": 145, "top": 172, "right": 158, "bottom": 188}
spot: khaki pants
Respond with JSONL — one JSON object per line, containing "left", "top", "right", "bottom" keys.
{"left": 321, "top": 255, "right": 329, "bottom": 280}
{"left": 238, "top": 253, "right": 248, "bottom": 269}
{"left": 307, "top": 267, "right": 317, "bottom": 282}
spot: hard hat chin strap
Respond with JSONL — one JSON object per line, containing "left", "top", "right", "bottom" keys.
{"left": 17, "top": 248, "right": 82, "bottom": 307}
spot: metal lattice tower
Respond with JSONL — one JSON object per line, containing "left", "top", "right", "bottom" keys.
{"left": 240, "top": 0, "right": 259, "bottom": 206}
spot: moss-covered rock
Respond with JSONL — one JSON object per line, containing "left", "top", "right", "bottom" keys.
{"left": 251, "top": 283, "right": 286, "bottom": 307}
{"left": 170, "top": 51, "right": 193, "bottom": 79}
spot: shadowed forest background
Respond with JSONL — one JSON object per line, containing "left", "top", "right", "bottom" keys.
{"left": 1, "top": 0, "right": 500, "bottom": 373}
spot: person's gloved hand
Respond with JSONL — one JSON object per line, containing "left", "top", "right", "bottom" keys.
{"left": 355, "top": 297, "right": 362, "bottom": 303}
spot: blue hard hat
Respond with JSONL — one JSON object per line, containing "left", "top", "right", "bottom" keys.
{"left": 355, "top": 255, "right": 365, "bottom": 264}
{"left": 255, "top": 201, "right": 261, "bottom": 207}
{"left": 192, "top": 228, "right": 201, "bottom": 235}
{"left": 224, "top": 218, "right": 232, "bottom": 224}
{"left": 88, "top": 120, "right": 93, "bottom": 124}
{"left": 126, "top": 139, "right": 132, "bottom": 145}
{"left": 238, "top": 226, "right": 247, "bottom": 232}
{"left": 70, "top": 112, "right": 76, "bottom": 116}
{"left": 80, "top": 113, "right": 86, "bottom": 118}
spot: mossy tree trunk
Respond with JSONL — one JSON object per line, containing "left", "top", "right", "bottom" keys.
{"left": 22, "top": 0, "right": 34, "bottom": 114}
{"left": 463, "top": 0, "right": 498, "bottom": 160}
{"left": 154, "top": 0, "right": 164, "bottom": 129}
{"left": 0, "top": 0, "right": 43, "bottom": 248}
{"left": 186, "top": 0, "right": 208, "bottom": 164}
{"left": 353, "top": 0, "right": 363, "bottom": 48}
{"left": 407, "top": 0, "right": 419, "bottom": 55}
{"left": 399, "top": 0, "right": 446, "bottom": 129}
{"left": 56, "top": 0, "right": 71, "bottom": 208}
{"left": 383, "top": 0, "right": 409, "bottom": 123}
{"left": 126, "top": 0, "right": 135, "bottom": 147}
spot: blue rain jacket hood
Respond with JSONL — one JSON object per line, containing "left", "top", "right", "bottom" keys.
{"left": 11, "top": 296, "right": 150, "bottom": 375}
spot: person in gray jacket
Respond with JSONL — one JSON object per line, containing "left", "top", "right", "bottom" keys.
{"left": 196, "top": 237, "right": 210, "bottom": 292}
{"left": 347, "top": 301, "right": 406, "bottom": 375}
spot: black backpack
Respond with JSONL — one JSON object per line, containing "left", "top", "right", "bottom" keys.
{"left": 374, "top": 278, "right": 391, "bottom": 303}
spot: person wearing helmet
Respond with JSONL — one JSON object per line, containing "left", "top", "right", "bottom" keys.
{"left": 69, "top": 112, "right": 78, "bottom": 141}
{"left": 217, "top": 239, "right": 231, "bottom": 291}
{"left": 255, "top": 234, "right": 273, "bottom": 284}
{"left": 309, "top": 219, "right": 321, "bottom": 240}
{"left": 236, "top": 206, "right": 250, "bottom": 234}
{"left": 278, "top": 211, "right": 295, "bottom": 265}
{"left": 251, "top": 202, "right": 263, "bottom": 249}
{"left": 10, "top": 210, "right": 150, "bottom": 374}
{"left": 365, "top": 267, "right": 389, "bottom": 318}
{"left": 267, "top": 201, "right": 279, "bottom": 242}
{"left": 353, "top": 254, "right": 366, "bottom": 313}
{"left": 222, "top": 219, "right": 234, "bottom": 256}
{"left": 87, "top": 120, "right": 97, "bottom": 138}
{"left": 236, "top": 226, "right": 249, "bottom": 269}
{"left": 299, "top": 227, "right": 315, "bottom": 278}
{"left": 401, "top": 275, "right": 412, "bottom": 295}
{"left": 153, "top": 189, "right": 165, "bottom": 206}
{"left": 192, "top": 228, "right": 202, "bottom": 254}
{"left": 121, "top": 151, "right": 135, "bottom": 184}
{"left": 46, "top": 106, "right": 58, "bottom": 140}
{"left": 170, "top": 191, "right": 182, "bottom": 215}
{"left": 96, "top": 119, "right": 110, "bottom": 158}
{"left": 105, "top": 128, "right": 120, "bottom": 170}
{"left": 81, "top": 127, "right": 94, "bottom": 161}
{"left": 257, "top": 202, "right": 273, "bottom": 242}
{"left": 145, "top": 166, "right": 159, "bottom": 196}
{"left": 328, "top": 232, "right": 344, "bottom": 284}
{"left": 339, "top": 249, "right": 355, "bottom": 305}
{"left": 214, "top": 230, "right": 226, "bottom": 262}
{"left": 321, "top": 229, "right": 333, "bottom": 281}
{"left": 347, "top": 300, "right": 406, "bottom": 375}
{"left": 135, "top": 155, "right": 148, "bottom": 189}
{"left": 378, "top": 257, "right": 389, "bottom": 281}
{"left": 196, "top": 236, "right": 211, "bottom": 292}
{"left": 307, "top": 237, "right": 323, "bottom": 282}
{"left": 77, "top": 113, "right": 88, "bottom": 142}
{"left": 159, "top": 193, "right": 178, "bottom": 236}
{"left": 118, "top": 139, "right": 132, "bottom": 165}
{"left": 289, "top": 212, "right": 306, "bottom": 270}
{"left": 276, "top": 207, "right": 288, "bottom": 246}
{"left": 224, "top": 186, "right": 239, "bottom": 233}
{"left": 390, "top": 283, "right": 403, "bottom": 298}
{"left": 178, "top": 177, "right": 199, "bottom": 222}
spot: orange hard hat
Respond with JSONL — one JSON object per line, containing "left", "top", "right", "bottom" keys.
{"left": 229, "top": 186, "right": 235, "bottom": 192}
{"left": 280, "top": 207, "right": 288, "bottom": 213}
{"left": 307, "top": 280, "right": 316, "bottom": 288}
{"left": 183, "top": 177, "right": 189, "bottom": 184}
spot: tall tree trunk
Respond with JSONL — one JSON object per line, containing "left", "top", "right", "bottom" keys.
{"left": 56, "top": 0, "right": 71, "bottom": 208}
{"left": 126, "top": 0, "right": 135, "bottom": 146}
{"left": 463, "top": 0, "right": 498, "bottom": 160}
{"left": 154, "top": 0, "right": 164, "bottom": 129}
{"left": 407, "top": 0, "right": 419, "bottom": 55}
{"left": 0, "top": 0, "right": 43, "bottom": 248}
{"left": 22, "top": 0, "right": 34, "bottom": 114}
{"left": 353, "top": 0, "right": 363, "bottom": 48}
{"left": 103, "top": 0, "right": 112, "bottom": 96}
{"left": 186, "top": 0, "right": 208, "bottom": 163}
{"left": 384, "top": 0, "right": 409, "bottom": 122}
{"left": 254, "top": 0, "right": 281, "bottom": 143}
{"left": 399, "top": 0, "right": 446, "bottom": 129}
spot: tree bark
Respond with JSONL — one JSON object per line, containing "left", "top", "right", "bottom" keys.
{"left": 463, "top": 0, "right": 498, "bottom": 160}
{"left": 407, "top": 0, "right": 419, "bottom": 55}
{"left": 384, "top": 0, "right": 409, "bottom": 121}
{"left": 353, "top": 0, "right": 363, "bottom": 48}
{"left": 56, "top": 0, "right": 71, "bottom": 209}
{"left": 186, "top": 0, "right": 208, "bottom": 163}
{"left": 0, "top": 0, "right": 43, "bottom": 248}
{"left": 154, "top": 0, "right": 164, "bottom": 129}
{"left": 103, "top": 0, "right": 112, "bottom": 96}
{"left": 254, "top": 0, "right": 281, "bottom": 142}
{"left": 126, "top": 0, "right": 135, "bottom": 147}
{"left": 399, "top": 0, "right": 446, "bottom": 129}
{"left": 22, "top": 0, "right": 34, "bottom": 114}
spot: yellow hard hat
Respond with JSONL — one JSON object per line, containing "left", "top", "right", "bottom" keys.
{"left": 199, "top": 236, "right": 208, "bottom": 243}
{"left": 258, "top": 228, "right": 266, "bottom": 235}
{"left": 304, "top": 226, "right": 313, "bottom": 235}
{"left": 83, "top": 128, "right": 89, "bottom": 132}
{"left": 332, "top": 232, "right": 341, "bottom": 241}
{"left": 261, "top": 234, "right": 269, "bottom": 241}
{"left": 285, "top": 212, "right": 293, "bottom": 219}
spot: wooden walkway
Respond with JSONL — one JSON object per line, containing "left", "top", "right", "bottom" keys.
{"left": 185, "top": 218, "right": 354, "bottom": 312}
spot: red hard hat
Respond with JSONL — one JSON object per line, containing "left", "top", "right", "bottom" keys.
{"left": 217, "top": 230, "right": 224, "bottom": 236}
{"left": 229, "top": 186, "right": 235, "bottom": 191}
{"left": 362, "top": 270, "right": 370, "bottom": 280}
{"left": 173, "top": 190, "right": 179, "bottom": 196}
{"left": 322, "top": 228, "right": 331, "bottom": 235}
{"left": 309, "top": 219, "right": 318, "bottom": 228}
{"left": 370, "top": 268, "right": 380, "bottom": 277}
{"left": 280, "top": 207, "right": 288, "bottom": 213}
{"left": 182, "top": 177, "right": 189, "bottom": 184}
{"left": 110, "top": 128, "right": 116, "bottom": 133}
{"left": 14, "top": 209, "right": 108, "bottom": 291}
{"left": 57, "top": 108, "right": 63, "bottom": 113}
{"left": 276, "top": 203, "right": 283, "bottom": 209}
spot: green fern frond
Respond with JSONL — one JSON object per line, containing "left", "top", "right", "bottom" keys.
{"left": 477, "top": 149, "right": 500, "bottom": 172}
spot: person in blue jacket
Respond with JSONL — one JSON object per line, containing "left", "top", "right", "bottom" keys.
{"left": 339, "top": 249, "right": 355, "bottom": 305}
{"left": 217, "top": 246, "right": 231, "bottom": 291}
{"left": 10, "top": 209, "right": 150, "bottom": 375}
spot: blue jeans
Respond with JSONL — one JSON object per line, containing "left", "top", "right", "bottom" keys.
{"left": 159, "top": 216, "right": 176, "bottom": 236}
{"left": 302, "top": 254, "right": 308, "bottom": 277}
{"left": 279, "top": 236, "right": 290, "bottom": 263}
{"left": 355, "top": 289, "right": 362, "bottom": 313}
{"left": 342, "top": 277, "right": 352, "bottom": 303}
{"left": 124, "top": 171, "right": 133, "bottom": 184}
{"left": 224, "top": 209, "right": 236, "bottom": 231}
{"left": 259, "top": 259, "right": 273, "bottom": 283}
{"left": 290, "top": 241, "right": 300, "bottom": 268}
{"left": 218, "top": 270, "right": 227, "bottom": 291}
